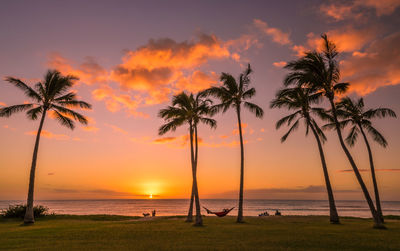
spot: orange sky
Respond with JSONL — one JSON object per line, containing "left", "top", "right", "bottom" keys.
{"left": 0, "top": 0, "right": 399, "bottom": 201}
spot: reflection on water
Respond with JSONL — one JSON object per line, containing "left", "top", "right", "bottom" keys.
{"left": 1, "top": 199, "right": 399, "bottom": 218}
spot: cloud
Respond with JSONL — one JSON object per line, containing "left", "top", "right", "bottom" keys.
{"left": 207, "top": 185, "right": 358, "bottom": 199}
{"left": 0, "top": 101, "right": 6, "bottom": 107}
{"left": 320, "top": 0, "right": 400, "bottom": 21}
{"left": 341, "top": 31, "right": 400, "bottom": 95}
{"left": 338, "top": 168, "right": 400, "bottom": 173}
{"left": 110, "top": 34, "right": 230, "bottom": 104}
{"left": 175, "top": 71, "right": 218, "bottom": 94}
{"left": 105, "top": 123, "right": 129, "bottom": 135}
{"left": 253, "top": 19, "right": 291, "bottom": 45}
{"left": 3, "top": 125, "right": 16, "bottom": 131}
{"left": 45, "top": 187, "right": 139, "bottom": 197}
{"left": 273, "top": 61, "right": 287, "bottom": 68}
{"left": 294, "top": 26, "right": 376, "bottom": 56}
{"left": 82, "top": 126, "right": 99, "bottom": 132}
{"left": 48, "top": 173, "right": 55, "bottom": 176}
{"left": 49, "top": 33, "right": 235, "bottom": 117}
{"left": 25, "top": 130, "right": 69, "bottom": 140}
{"left": 48, "top": 53, "right": 108, "bottom": 85}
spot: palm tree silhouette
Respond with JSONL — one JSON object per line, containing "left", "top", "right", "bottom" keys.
{"left": 203, "top": 64, "right": 263, "bottom": 223}
{"left": 271, "top": 86, "right": 340, "bottom": 223}
{"left": 0, "top": 69, "right": 92, "bottom": 224}
{"left": 158, "top": 92, "right": 216, "bottom": 226}
{"left": 324, "top": 97, "right": 396, "bottom": 223}
{"left": 284, "top": 34, "right": 384, "bottom": 228}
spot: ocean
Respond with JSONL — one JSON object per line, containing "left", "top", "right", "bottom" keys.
{"left": 1, "top": 199, "right": 400, "bottom": 218}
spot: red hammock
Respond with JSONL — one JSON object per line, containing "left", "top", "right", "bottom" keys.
{"left": 203, "top": 207, "right": 235, "bottom": 217}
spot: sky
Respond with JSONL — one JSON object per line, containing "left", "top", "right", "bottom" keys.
{"left": 0, "top": 0, "right": 399, "bottom": 201}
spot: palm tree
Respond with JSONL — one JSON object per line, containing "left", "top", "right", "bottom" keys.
{"left": 324, "top": 97, "right": 397, "bottom": 223}
{"left": 284, "top": 34, "right": 384, "bottom": 228}
{"left": 158, "top": 92, "right": 216, "bottom": 226}
{"left": 203, "top": 64, "right": 264, "bottom": 223}
{"left": 270, "top": 86, "right": 340, "bottom": 224}
{"left": 0, "top": 69, "right": 92, "bottom": 224}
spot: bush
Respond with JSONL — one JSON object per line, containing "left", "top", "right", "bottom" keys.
{"left": 1, "top": 204, "right": 49, "bottom": 218}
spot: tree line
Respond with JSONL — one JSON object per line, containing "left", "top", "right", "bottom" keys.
{"left": 0, "top": 35, "right": 396, "bottom": 228}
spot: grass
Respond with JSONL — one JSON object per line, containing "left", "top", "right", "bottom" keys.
{"left": 0, "top": 215, "right": 399, "bottom": 250}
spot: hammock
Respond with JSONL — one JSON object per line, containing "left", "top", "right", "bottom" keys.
{"left": 203, "top": 207, "right": 235, "bottom": 217}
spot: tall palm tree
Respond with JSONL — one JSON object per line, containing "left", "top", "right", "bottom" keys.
{"left": 270, "top": 87, "right": 340, "bottom": 224}
{"left": 284, "top": 34, "right": 384, "bottom": 228}
{"left": 0, "top": 69, "right": 92, "bottom": 224}
{"left": 186, "top": 93, "right": 215, "bottom": 222}
{"left": 324, "top": 97, "right": 397, "bottom": 223}
{"left": 203, "top": 64, "right": 264, "bottom": 223}
{"left": 158, "top": 92, "right": 216, "bottom": 226}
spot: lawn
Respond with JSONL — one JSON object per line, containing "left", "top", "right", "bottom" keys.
{"left": 0, "top": 215, "right": 399, "bottom": 250}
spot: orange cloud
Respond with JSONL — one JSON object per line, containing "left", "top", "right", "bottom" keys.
{"left": 110, "top": 34, "right": 230, "bottom": 104}
{"left": 319, "top": 3, "right": 354, "bottom": 21}
{"left": 82, "top": 126, "right": 99, "bottom": 132}
{"left": 175, "top": 71, "right": 218, "bottom": 94}
{"left": 48, "top": 53, "right": 108, "bottom": 85}
{"left": 253, "top": 19, "right": 291, "bottom": 45}
{"left": 273, "top": 61, "right": 287, "bottom": 68}
{"left": 341, "top": 31, "right": 400, "bottom": 95}
{"left": 25, "top": 130, "right": 69, "bottom": 140}
{"left": 50, "top": 33, "right": 235, "bottom": 117}
{"left": 320, "top": 0, "right": 400, "bottom": 21}
{"left": 0, "top": 101, "right": 6, "bottom": 107}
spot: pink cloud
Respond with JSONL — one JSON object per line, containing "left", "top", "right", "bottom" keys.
{"left": 273, "top": 61, "right": 287, "bottom": 68}
{"left": 253, "top": 19, "right": 291, "bottom": 45}
{"left": 25, "top": 130, "right": 69, "bottom": 140}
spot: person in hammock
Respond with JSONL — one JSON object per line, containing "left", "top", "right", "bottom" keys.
{"left": 203, "top": 206, "right": 235, "bottom": 217}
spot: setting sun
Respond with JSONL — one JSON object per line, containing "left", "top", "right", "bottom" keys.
{"left": 149, "top": 194, "right": 153, "bottom": 199}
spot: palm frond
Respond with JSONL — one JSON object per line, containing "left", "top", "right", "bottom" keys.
{"left": 4, "top": 77, "right": 42, "bottom": 102}
{"left": 158, "top": 118, "right": 185, "bottom": 135}
{"left": 364, "top": 108, "right": 397, "bottom": 119}
{"left": 244, "top": 101, "right": 264, "bottom": 118}
{"left": 345, "top": 125, "right": 359, "bottom": 146}
{"left": 364, "top": 124, "right": 388, "bottom": 148}
{"left": 281, "top": 119, "right": 300, "bottom": 142}
{"left": 53, "top": 110, "right": 75, "bottom": 130}
{"left": 51, "top": 104, "right": 88, "bottom": 125}
{"left": 57, "top": 100, "right": 92, "bottom": 109}
{"left": 198, "top": 117, "right": 217, "bottom": 129}
{"left": 0, "top": 104, "right": 34, "bottom": 117}
{"left": 26, "top": 106, "right": 43, "bottom": 120}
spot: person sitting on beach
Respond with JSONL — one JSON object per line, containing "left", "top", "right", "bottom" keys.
{"left": 258, "top": 211, "right": 269, "bottom": 216}
{"left": 275, "top": 210, "right": 281, "bottom": 216}
{"left": 152, "top": 210, "right": 156, "bottom": 217}
{"left": 143, "top": 213, "right": 150, "bottom": 217}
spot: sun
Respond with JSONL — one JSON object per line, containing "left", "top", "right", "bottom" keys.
{"left": 149, "top": 194, "right": 153, "bottom": 199}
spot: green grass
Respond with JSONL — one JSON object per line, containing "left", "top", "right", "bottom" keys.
{"left": 0, "top": 215, "right": 399, "bottom": 250}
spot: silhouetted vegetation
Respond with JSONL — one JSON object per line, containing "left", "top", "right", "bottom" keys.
{"left": 0, "top": 69, "right": 92, "bottom": 224}
{"left": 1, "top": 205, "right": 49, "bottom": 219}
{"left": 202, "top": 64, "right": 263, "bottom": 223}
{"left": 270, "top": 86, "right": 340, "bottom": 224}
{"left": 158, "top": 92, "right": 216, "bottom": 226}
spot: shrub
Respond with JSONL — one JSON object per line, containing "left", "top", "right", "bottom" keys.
{"left": 1, "top": 204, "right": 49, "bottom": 218}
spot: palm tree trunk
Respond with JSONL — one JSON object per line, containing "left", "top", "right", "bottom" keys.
{"left": 24, "top": 109, "right": 47, "bottom": 224}
{"left": 359, "top": 124, "right": 384, "bottom": 223}
{"left": 328, "top": 99, "right": 384, "bottom": 228}
{"left": 186, "top": 184, "right": 194, "bottom": 222}
{"left": 186, "top": 125, "right": 199, "bottom": 223}
{"left": 236, "top": 106, "right": 245, "bottom": 223}
{"left": 307, "top": 118, "right": 339, "bottom": 224}
{"left": 190, "top": 123, "right": 202, "bottom": 226}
